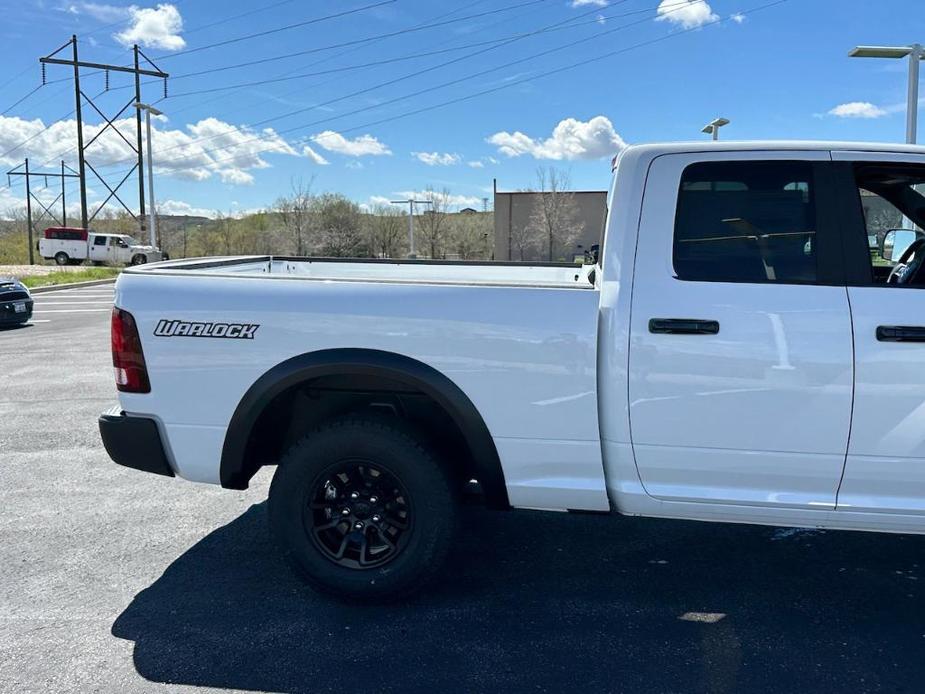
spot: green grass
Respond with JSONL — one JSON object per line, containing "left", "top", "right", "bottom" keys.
{"left": 20, "top": 267, "right": 120, "bottom": 288}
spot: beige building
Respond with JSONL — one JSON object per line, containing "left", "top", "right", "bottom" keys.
{"left": 493, "top": 179, "right": 607, "bottom": 262}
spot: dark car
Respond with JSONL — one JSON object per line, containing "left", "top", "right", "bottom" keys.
{"left": 0, "top": 278, "right": 34, "bottom": 327}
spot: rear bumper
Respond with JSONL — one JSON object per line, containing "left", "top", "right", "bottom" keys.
{"left": 98, "top": 408, "right": 175, "bottom": 478}
{"left": 0, "top": 298, "right": 33, "bottom": 325}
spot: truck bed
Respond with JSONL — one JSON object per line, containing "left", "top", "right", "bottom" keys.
{"left": 127, "top": 256, "right": 596, "bottom": 289}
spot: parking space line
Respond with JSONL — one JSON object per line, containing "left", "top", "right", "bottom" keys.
{"left": 31, "top": 301, "right": 114, "bottom": 305}
{"left": 32, "top": 309, "right": 112, "bottom": 313}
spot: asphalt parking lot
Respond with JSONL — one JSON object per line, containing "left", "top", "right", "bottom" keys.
{"left": 2, "top": 283, "right": 925, "bottom": 693}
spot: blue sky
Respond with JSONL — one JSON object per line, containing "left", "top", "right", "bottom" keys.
{"left": 1, "top": 0, "right": 924, "bottom": 218}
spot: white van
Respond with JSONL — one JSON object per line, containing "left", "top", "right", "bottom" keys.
{"left": 38, "top": 227, "right": 166, "bottom": 266}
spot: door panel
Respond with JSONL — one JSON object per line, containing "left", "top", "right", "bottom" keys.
{"left": 840, "top": 288, "right": 925, "bottom": 513}
{"left": 628, "top": 152, "right": 854, "bottom": 509}
{"left": 829, "top": 152, "right": 925, "bottom": 514}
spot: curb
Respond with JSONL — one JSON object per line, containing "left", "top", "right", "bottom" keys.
{"left": 28, "top": 278, "right": 118, "bottom": 294}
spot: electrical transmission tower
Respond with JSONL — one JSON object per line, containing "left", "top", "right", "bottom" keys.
{"left": 6, "top": 159, "right": 80, "bottom": 264}
{"left": 39, "top": 35, "right": 168, "bottom": 232}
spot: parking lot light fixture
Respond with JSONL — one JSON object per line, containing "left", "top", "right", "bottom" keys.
{"left": 701, "top": 117, "right": 730, "bottom": 141}
{"left": 849, "top": 44, "right": 924, "bottom": 144}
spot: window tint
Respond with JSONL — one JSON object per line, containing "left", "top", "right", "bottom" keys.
{"left": 673, "top": 161, "right": 818, "bottom": 284}
{"left": 94, "top": 236, "right": 107, "bottom": 246}
{"left": 854, "top": 164, "right": 925, "bottom": 286}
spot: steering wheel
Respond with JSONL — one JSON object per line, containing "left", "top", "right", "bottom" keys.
{"left": 887, "top": 238, "right": 925, "bottom": 285}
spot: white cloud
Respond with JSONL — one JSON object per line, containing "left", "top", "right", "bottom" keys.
{"left": 156, "top": 199, "right": 216, "bottom": 218}
{"left": 393, "top": 190, "right": 481, "bottom": 209}
{"left": 69, "top": 2, "right": 128, "bottom": 22}
{"left": 571, "top": 0, "right": 607, "bottom": 6}
{"left": 730, "top": 12, "right": 745, "bottom": 23}
{"left": 0, "top": 114, "right": 298, "bottom": 186}
{"left": 302, "top": 144, "right": 329, "bottom": 165}
{"left": 369, "top": 195, "right": 395, "bottom": 207}
{"left": 310, "top": 130, "right": 391, "bottom": 157}
{"left": 487, "top": 115, "right": 626, "bottom": 161}
{"left": 114, "top": 4, "right": 185, "bottom": 51}
{"left": 413, "top": 151, "right": 460, "bottom": 166}
{"left": 655, "top": 0, "right": 718, "bottom": 29}
{"left": 828, "top": 102, "right": 888, "bottom": 119}
{"left": 467, "top": 156, "right": 499, "bottom": 168}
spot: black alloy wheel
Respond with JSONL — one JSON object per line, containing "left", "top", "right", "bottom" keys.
{"left": 268, "top": 415, "right": 459, "bottom": 601}
{"left": 306, "top": 460, "right": 412, "bottom": 569}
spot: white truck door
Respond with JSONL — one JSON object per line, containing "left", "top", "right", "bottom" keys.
{"left": 628, "top": 152, "right": 854, "bottom": 509}
{"left": 830, "top": 153, "right": 925, "bottom": 514}
{"left": 89, "top": 234, "right": 108, "bottom": 262}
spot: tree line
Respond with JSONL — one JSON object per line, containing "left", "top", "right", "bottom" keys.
{"left": 0, "top": 167, "right": 589, "bottom": 265}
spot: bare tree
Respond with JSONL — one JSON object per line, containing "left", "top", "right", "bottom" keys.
{"left": 367, "top": 204, "right": 407, "bottom": 258}
{"left": 447, "top": 212, "right": 492, "bottom": 260}
{"left": 508, "top": 195, "right": 543, "bottom": 261}
{"left": 315, "top": 193, "right": 366, "bottom": 257}
{"left": 528, "top": 167, "right": 584, "bottom": 261}
{"left": 416, "top": 187, "right": 451, "bottom": 259}
{"left": 274, "top": 177, "right": 315, "bottom": 255}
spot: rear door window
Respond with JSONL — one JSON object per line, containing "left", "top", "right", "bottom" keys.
{"left": 673, "top": 161, "right": 818, "bottom": 284}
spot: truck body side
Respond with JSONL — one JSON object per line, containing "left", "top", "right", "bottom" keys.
{"left": 107, "top": 140, "right": 925, "bottom": 534}
{"left": 114, "top": 264, "right": 611, "bottom": 512}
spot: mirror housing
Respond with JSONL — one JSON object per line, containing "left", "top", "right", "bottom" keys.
{"left": 882, "top": 229, "right": 925, "bottom": 262}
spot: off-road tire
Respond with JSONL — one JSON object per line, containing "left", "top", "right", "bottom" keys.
{"left": 268, "top": 415, "right": 458, "bottom": 602}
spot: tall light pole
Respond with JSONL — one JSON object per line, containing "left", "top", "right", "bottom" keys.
{"left": 702, "top": 117, "right": 730, "bottom": 141}
{"left": 134, "top": 102, "right": 162, "bottom": 248}
{"left": 390, "top": 198, "right": 432, "bottom": 258}
{"left": 849, "top": 44, "right": 924, "bottom": 144}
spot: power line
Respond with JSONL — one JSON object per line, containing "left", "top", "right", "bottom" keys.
{"left": 77, "top": 0, "right": 557, "bottom": 119}
{"left": 165, "top": 2, "right": 649, "bottom": 99}
{"left": 200, "top": 0, "right": 791, "bottom": 171}
{"left": 164, "top": 0, "right": 553, "bottom": 78}
{"left": 337, "top": 0, "right": 792, "bottom": 136}
{"left": 0, "top": 85, "right": 44, "bottom": 116}
{"left": 155, "top": 0, "right": 399, "bottom": 60}
{"left": 83, "top": 0, "right": 752, "bottom": 181}
{"left": 182, "top": 0, "right": 302, "bottom": 35}
{"left": 0, "top": 64, "right": 34, "bottom": 93}
{"left": 161, "top": 0, "right": 502, "bottom": 121}
{"left": 93, "top": 0, "right": 613, "bottom": 169}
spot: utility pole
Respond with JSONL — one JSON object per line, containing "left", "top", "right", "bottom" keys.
{"left": 24, "top": 159, "right": 33, "bottom": 265}
{"left": 390, "top": 198, "right": 432, "bottom": 258}
{"left": 40, "top": 35, "right": 168, "bottom": 231}
{"left": 7, "top": 159, "right": 81, "bottom": 264}
{"left": 849, "top": 44, "right": 924, "bottom": 144}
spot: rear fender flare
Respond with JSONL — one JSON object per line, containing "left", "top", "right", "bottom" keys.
{"left": 220, "top": 348, "right": 509, "bottom": 508}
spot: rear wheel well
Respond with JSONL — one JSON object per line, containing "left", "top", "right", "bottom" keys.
{"left": 221, "top": 351, "right": 509, "bottom": 509}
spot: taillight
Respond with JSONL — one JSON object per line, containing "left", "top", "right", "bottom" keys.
{"left": 112, "top": 307, "right": 151, "bottom": 393}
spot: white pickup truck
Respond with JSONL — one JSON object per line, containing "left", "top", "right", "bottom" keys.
{"left": 38, "top": 227, "right": 166, "bottom": 266}
{"left": 100, "top": 141, "right": 925, "bottom": 600}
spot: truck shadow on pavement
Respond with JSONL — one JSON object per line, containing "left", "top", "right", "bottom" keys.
{"left": 112, "top": 503, "right": 925, "bottom": 694}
